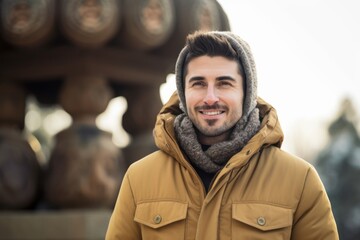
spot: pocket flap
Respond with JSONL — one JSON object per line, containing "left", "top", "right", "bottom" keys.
{"left": 232, "top": 203, "right": 293, "bottom": 231}
{"left": 135, "top": 201, "right": 188, "bottom": 229}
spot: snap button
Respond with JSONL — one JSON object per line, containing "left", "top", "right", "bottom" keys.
{"left": 153, "top": 215, "right": 162, "bottom": 224}
{"left": 257, "top": 216, "right": 266, "bottom": 226}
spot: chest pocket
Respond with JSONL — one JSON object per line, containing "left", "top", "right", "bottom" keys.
{"left": 134, "top": 201, "right": 188, "bottom": 240}
{"left": 232, "top": 203, "right": 293, "bottom": 240}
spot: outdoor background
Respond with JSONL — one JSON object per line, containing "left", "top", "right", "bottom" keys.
{"left": 28, "top": 0, "right": 360, "bottom": 162}
{"left": 1, "top": 1, "right": 359, "bottom": 239}
{"left": 162, "top": 0, "right": 360, "bottom": 161}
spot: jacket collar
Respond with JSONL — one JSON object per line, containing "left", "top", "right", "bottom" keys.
{"left": 153, "top": 92, "right": 284, "bottom": 168}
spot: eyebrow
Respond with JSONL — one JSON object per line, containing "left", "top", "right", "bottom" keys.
{"left": 216, "top": 76, "right": 236, "bottom": 81}
{"left": 188, "top": 76, "right": 205, "bottom": 83}
{"left": 187, "top": 75, "right": 236, "bottom": 83}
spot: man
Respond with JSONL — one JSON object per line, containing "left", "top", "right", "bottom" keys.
{"left": 106, "top": 31, "right": 338, "bottom": 239}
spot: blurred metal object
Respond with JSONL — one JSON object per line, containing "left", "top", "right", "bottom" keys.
{"left": 0, "top": 0, "right": 55, "bottom": 47}
{"left": 120, "top": 0, "right": 175, "bottom": 50}
{"left": 44, "top": 124, "right": 126, "bottom": 209}
{"left": 0, "top": 128, "right": 41, "bottom": 209}
{"left": 197, "top": 0, "right": 221, "bottom": 31}
{"left": 155, "top": 0, "right": 228, "bottom": 58}
{"left": 60, "top": 0, "right": 120, "bottom": 47}
{"left": 59, "top": 75, "right": 113, "bottom": 123}
{"left": 0, "top": 82, "right": 26, "bottom": 129}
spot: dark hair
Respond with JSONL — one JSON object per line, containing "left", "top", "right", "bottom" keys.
{"left": 183, "top": 31, "right": 244, "bottom": 78}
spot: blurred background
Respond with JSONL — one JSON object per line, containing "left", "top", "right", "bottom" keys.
{"left": 218, "top": 0, "right": 360, "bottom": 159}
{"left": 0, "top": 0, "right": 359, "bottom": 239}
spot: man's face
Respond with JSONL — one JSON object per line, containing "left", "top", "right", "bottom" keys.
{"left": 184, "top": 55, "right": 244, "bottom": 145}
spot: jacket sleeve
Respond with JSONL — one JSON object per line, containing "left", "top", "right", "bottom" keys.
{"left": 292, "top": 165, "right": 339, "bottom": 240}
{"left": 105, "top": 171, "right": 141, "bottom": 240}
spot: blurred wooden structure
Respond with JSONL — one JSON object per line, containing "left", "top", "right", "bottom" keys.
{"left": 0, "top": 0, "right": 229, "bottom": 238}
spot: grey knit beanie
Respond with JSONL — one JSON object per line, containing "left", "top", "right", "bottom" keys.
{"left": 175, "top": 31, "right": 258, "bottom": 121}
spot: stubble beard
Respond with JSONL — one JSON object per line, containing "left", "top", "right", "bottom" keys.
{"left": 189, "top": 104, "right": 235, "bottom": 137}
{"left": 193, "top": 118, "right": 234, "bottom": 137}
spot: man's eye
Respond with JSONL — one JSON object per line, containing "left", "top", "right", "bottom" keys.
{"left": 219, "top": 81, "right": 232, "bottom": 86}
{"left": 192, "top": 82, "right": 205, "bottom": 87}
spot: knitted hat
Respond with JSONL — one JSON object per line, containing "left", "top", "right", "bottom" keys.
{"left": 175, "top": 31, "right": 258, "bottom": 120}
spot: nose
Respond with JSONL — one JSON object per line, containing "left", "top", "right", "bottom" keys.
{"left": 203, "top": 85, "right": 219, "bottom": 105}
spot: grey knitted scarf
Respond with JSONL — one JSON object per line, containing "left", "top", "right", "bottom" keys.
{"left": 174, "top": 107, "right": 260, "bottom": 173}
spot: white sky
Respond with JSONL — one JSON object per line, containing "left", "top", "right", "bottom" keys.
{"left": 161, "top": 0, "right": 360, "bottom": 159}
{"left": 217, "top": 0, "right": 360, "bottom": 115}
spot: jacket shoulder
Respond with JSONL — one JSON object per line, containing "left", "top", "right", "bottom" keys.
{"left": 124, "top": 150, "right": 186, "bottom": 202}
{"left": 127, "top": 150, "right": 179, "bottom": 176}
{"left": 264, "top": 146, "right": 314, "bottom": 173}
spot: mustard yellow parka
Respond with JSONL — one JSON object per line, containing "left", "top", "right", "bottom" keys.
{"left": 106, "top": 93, "right": 338, "bottom": 240}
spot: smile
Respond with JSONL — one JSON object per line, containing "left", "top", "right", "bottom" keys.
{"left": 200, "top": 110, "right": 224, "bottom": 116}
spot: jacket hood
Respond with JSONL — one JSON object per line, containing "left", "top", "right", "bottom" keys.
{"left": 153, "top": 92, "right": 284, "bottom": 167}
{"left": 175, "top": 31, "right": 258, "bottom": 121}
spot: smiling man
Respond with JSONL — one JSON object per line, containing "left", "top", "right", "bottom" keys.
{"left": 106, "top": 31, "right": 338, "bottom": 240}
{"left": 185, "top": 55, "right": 244, "bottom": 144}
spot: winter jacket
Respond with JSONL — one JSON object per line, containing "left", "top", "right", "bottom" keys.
{"left": 106, "top": 93, "right": 339, "bottom": 240}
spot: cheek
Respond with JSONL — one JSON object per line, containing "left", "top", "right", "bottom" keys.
{"left": 185, "top": 90, "right": 200, "bottom": 107}
{"left": 227, "top": 94, "right": 244, "bottom": 113}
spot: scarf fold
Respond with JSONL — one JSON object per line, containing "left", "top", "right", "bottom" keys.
{"left": 174, "top": 108, "right": 261, "bottom": 173}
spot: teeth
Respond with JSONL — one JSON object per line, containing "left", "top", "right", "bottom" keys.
{"left": 202, "top": 111, "right": 222, "bottom": 115}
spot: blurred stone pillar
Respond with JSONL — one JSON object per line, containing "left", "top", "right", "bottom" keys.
{"left": 44, "top": 75, "right": 126, "bottom": 209}
{"left": 122, "top": 85, "right": 163, "bottom": 165}
{"left": 0, "top": 82, "right": 41, "bottom": 209}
